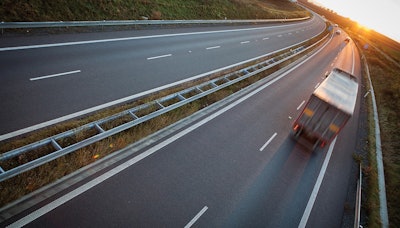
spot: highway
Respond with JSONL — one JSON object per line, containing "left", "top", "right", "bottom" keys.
{"left": 1, "top": 20, "right": 362, "bottom": 227}
{"left": 0, "top": 17, "right": 325, "bottom": 137}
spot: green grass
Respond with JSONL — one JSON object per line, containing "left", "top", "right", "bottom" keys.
{"left": 0, "top": 0, "right": 310, "bottom": 22}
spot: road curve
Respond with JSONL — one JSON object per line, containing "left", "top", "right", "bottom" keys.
{"left": 1, "top": 27, "right": 362, "bottom": 227}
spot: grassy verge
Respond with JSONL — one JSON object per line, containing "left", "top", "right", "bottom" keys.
{"left": 0, "top": 28, "right": 329, "bottom": 207}
{"left": 0, "top": 0, "right": 310, "bottom": 22}
{"left": 360, "top": 52, "right": 381, "bottom": 228}
{"left": 362, "top": 45, "right": 400, "bottom": 227}
{"left": 348, "top": 22, "right": 400, "bottom": 228}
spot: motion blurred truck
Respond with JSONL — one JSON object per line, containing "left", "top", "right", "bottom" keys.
{"left": 291, "top": 68, "right": 358, "bottom": 150}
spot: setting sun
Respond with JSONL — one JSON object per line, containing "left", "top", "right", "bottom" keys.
{"left": 355, "top": 22, "right": 371, "bottom": 32}
{"left": 308, "top": 0, "right": 400, "bottom": 42}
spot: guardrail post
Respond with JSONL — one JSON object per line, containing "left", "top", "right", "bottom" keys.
{"left": 354, "top": 164, "right": 362, "bottom": 228}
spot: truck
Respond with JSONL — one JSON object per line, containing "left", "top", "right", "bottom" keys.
{"left": 291, "top": 68, "right": 359, "bottom": 150}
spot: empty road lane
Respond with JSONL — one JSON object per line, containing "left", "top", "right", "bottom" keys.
{"left": 0, "top": 17, "right": 325, "bottom": 136}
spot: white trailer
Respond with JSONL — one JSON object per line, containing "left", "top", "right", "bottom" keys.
{"left": 291, "top": 68, "right": 359, "bottom": 150}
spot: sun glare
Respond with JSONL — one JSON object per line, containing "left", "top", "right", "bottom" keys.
{"left": 312, "top": 0, "right": 400, "bottom": 42}
{"left": 355, "top": 23, "right": 371, "bottom": 32}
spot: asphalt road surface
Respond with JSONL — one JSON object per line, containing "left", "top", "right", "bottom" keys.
{"left": 0, "top": 17, "right": 325, "bottom": 137}
{"left": 1, "top": 25, "right": 362, "bottom": 227}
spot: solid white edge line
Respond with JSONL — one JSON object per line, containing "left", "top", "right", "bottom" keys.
{"left": 147, "top": 54, "right": 172, "bottom": 60}
{"left": 259, "top": 132, "right": 277, "bottom": 151}
{"left": 206, "top": 46, "right": 220, "bottom": 50}
{"left": 184, "top": 206, "right": 208, "bottom": 228}
{"left": 314, "top": 82, "right": 320, "bottom": 89}
{"left": 29, "top": 70, "right": 81, "bottom": 81}
{"left": 298, "top": 138, "right": 337, "bottom": 228}
{"left": 297, "top": 100, "right": 305, "bottom": 110}
{"left": 9, "top": 31, "right": 333, "bottom": 227}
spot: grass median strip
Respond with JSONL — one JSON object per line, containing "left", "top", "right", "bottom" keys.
{"left": 0, "top": 58, "right": 279, "bottom": 207}
{"left": 0, "top": 27, "right": 329, "bottom": 208}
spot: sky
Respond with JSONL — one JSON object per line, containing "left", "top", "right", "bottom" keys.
{"left": 309, "top": 0, "right": 400, "bottom": 42}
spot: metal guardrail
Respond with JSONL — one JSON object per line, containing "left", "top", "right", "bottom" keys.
{"left": 0, "top": 31, "right": 330, "bottom": 182}
{"left": 354, "top": 164, "right": 362, "bottom": 228}
{"left": 0, "top": 17, "right": 310, "bottom": 29}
